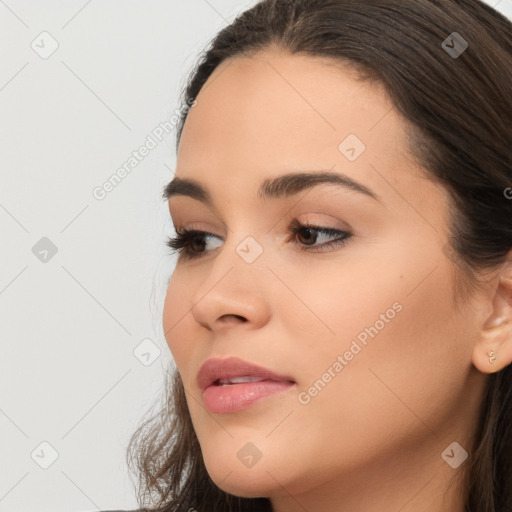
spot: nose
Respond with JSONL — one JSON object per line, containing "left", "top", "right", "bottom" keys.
{"left": 190, "top": 241, "right": 272, "bottom": 332}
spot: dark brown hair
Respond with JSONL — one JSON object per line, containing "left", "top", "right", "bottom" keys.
{"left": 126, "top": 1, "right": 512, "bottom": 510}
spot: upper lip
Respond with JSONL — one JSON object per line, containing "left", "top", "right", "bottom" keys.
{"left": 197, "top": 356, "right": 296, "bottom": 393}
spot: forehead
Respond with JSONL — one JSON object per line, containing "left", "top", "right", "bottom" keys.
{"left": 175, "top": 47, "right": 418, "bottom": 201}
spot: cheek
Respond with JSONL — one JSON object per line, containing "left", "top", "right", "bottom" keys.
{"left": 292, "top": 252, "right": 471, "bottom": 439}
{"left": 162, "top": 271, "right": 195, "bottom": 366}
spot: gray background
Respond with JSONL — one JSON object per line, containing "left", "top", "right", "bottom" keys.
{"left": 1, "top": 1, "right": 510, "bottom": 511}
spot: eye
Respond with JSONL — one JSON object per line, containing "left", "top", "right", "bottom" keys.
{"left": 166, "top": 228, "right": 223, "bottom": 261}
{"left": 166, "top": 220, "right": 353, "bottom": 261}
{"left": 288, "top": 219, "right": 353, "bottom": 253}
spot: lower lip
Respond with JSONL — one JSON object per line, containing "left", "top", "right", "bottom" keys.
{"left": 202, "top": 380, "right": 295, "bottom": 414}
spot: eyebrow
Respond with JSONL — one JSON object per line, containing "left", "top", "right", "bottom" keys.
{"left": 162, "top": 170, "right": 380, "bottom": 205}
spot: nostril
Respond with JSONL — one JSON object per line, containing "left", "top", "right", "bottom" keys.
{"left": 220, "top": 314, "right": 247, "bottom": 323}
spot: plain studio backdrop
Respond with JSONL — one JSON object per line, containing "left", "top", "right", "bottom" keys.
{"left": 0, "top": 1, "right": 511, "bottom": 511}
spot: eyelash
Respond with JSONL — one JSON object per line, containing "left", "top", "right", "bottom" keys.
{"left": 166, "top": 219, "right": 353, "bottom": 261}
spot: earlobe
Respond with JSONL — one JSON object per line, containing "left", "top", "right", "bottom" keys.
{"left": 472, "top": 318, "right": 512, "bottom": 374}
{"left": 472, "top": 259, "right": 512, "bottom": 374}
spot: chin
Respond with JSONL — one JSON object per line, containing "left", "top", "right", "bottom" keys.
{"left": 206, "top": 466, "right": 275, "bottom": 499}
{"left": 200, "top": 444, "right": 285, "bottom": 498}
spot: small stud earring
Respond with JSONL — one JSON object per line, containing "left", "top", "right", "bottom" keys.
{"left": 488, "top": 351, "right": 497, "bottom": 364}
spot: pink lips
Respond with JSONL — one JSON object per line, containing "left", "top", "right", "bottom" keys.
{"left": 197, "top": 356, "right": 296, "bottom": 414}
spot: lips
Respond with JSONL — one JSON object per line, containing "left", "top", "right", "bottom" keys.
{"left": 197, "top": 356, "right": 295, "bottom": 393}
{"left": 197, "top": 356, "right": 296, "bottom": 414}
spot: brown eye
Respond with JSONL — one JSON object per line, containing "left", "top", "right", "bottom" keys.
{"left": 289, "top": 219, "right": 353, "bottom": 252}
{"left": 166, "top": 229, "right": 223, "bottom": 260}
{"left": 295, "top": 226, "right": 318, "bottom": 246}
{"left": 189, "top": 234, "right": 207, "bottom": 252}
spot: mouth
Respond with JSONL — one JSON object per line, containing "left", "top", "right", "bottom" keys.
{"left": 215, "top": 375, "right": 274, "bottom": 385}
{"left": 197, "top": 357, "right": 296, "bottom": 414}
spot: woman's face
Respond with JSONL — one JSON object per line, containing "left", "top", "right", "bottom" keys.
{"left": 163, "top": 48, "right": 489, "bottom": 509}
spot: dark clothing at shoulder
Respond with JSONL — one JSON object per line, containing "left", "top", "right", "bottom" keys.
{"left": 100, "top": 509, "right": 147, "bottom": 512}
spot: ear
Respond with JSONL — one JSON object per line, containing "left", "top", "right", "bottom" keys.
{"left": 472, "top": 256, "right": 512, "bottom": 374}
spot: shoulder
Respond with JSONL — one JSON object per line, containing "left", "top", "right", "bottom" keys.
{"left": 100, "top": 509, "right": 147, "bottom": 512}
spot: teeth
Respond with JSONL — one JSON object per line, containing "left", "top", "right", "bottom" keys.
{"left": 217, "top": 376, "right": 266, "bottom": 385}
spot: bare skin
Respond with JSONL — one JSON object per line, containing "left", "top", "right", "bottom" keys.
{"left": 162, "top": 46, "right": 512, "bottom": 512}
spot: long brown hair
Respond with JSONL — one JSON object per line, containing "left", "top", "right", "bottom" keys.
{"left": 126, "top": 1, "right": 512, "bottom": 510}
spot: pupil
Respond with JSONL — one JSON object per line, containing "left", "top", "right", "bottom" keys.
{"left": 191, "top": 236, "right": 205, "bottom": 252}
{"left": 299, "top": 227, "right": 316, "bottom": 246}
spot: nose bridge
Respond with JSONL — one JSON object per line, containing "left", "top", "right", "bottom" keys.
{"left": 197, "top": 230, "right": 269, "bottom": 299}
{"left": 190, "top": 230, "right": 271, "bottom": 329}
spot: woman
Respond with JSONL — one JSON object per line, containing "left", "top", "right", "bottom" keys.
{"left": 123, "top": 0, "right": 512, "bottom": 511}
